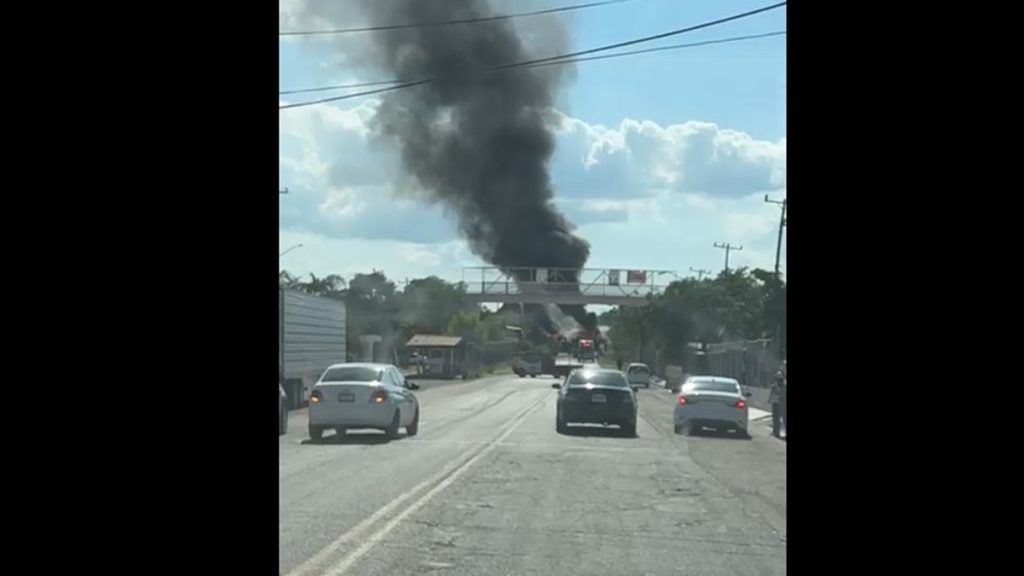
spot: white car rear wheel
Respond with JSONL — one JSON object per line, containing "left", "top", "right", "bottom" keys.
{"left": 406, "top": 408, "right": 419, "bottom": 437}
{"left": 385, "top": 410, "right": 401, "bottom": 439}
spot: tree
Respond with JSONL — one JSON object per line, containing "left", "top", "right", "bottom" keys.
{"left": 279, "top": 270, "right": 302, "bottom": 290}
{"left": 279, "top": 270, "right": 346, "bottom": 299}
{"left": 608, "top": 303, "right": 655, "bottom": 362}
{"left": 347, "top": 271, "right": 395, "bottom": 306}
{"left": 399, "top": 276, "right": 470, "bottom": 334}
{"left": 601, "top": 268, "right": 786, "bottom": 366}
{"left": 343, "top": 271, "right": 399, "bottom": 354}
{"left": 445, "top": 309, "right": 482, "bottom": 340}
{"left": 752, "top": 268, "right": 786, "bottom": 353}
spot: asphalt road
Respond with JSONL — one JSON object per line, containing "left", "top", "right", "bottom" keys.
{"left": 280, "top": 375, "right": 786, "bottom": 575}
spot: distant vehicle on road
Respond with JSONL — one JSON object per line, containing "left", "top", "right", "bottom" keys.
{"left": 552, "top": 352, "right": 584, "bottom": 378}
{"left": 576, "top": 338, "right": 596, "bottom": 361}
{"left": 673, "top": 376, "right": 753, "bottom": 438}
{"left": 308, "top": 363, "right": 421, "bottom": 441}
{"left": 513, "top": 353, "right": 542, "bottom": 377}
{"left": 625, "top": 363, "right": 651, "bottom": 388}
{"left": 553, "top": 368, "right": 638, "bottom": 437}
{"left": 279, "top": 383, "right": 289, "bottom": 436}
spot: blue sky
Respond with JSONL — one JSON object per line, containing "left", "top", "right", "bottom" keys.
{"left": 278, "top": 0, "right": 786, "bottom": 283}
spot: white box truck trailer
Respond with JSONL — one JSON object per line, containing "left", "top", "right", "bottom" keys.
{"left": 280, "top": 289, "right": 347, "bottom": 408}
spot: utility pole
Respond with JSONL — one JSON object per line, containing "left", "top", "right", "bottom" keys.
{"left": 689, "top": 267, "right": 712, "bottom": 281}
{"left": 764, "top": 195, "right": 787, "bottom": 359}
{"left": 713, "top": 242, "right": 743, "bottom": 271}
{"left": 764, "top": 194, "right": 787, "bottom": 276}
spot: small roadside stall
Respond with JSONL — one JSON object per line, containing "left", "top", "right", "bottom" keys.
{"left": 405, "top": 334, "right": 481, "bottom": 379}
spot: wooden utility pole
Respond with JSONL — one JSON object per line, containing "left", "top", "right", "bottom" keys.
{"left": 713, "top": 242, "right": 743, "bottom": 271}
{"left": 764, "top": 194, "right": 787, "bottom": 275}
{"left": 689, "top": 267, "right": 712, "bottom": 280}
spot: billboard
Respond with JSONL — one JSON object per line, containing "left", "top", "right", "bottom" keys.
{"left": 626, "top": 270, "right": 647, "bottom": 284}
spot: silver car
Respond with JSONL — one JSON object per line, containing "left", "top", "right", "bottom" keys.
{"left": 625, "top": 363, "right": 651, "bottom": 388}
{"left": 673, "top": 376, "right": 752, "bottom": 438}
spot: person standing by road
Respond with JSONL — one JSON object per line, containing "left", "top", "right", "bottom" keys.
{"left": 616, "top": 358, "right": 623, "bottom": 371}
{"left": 779, "top": 361, "right": 787, "bottom": 436}
{"left": 769, "top": 371, "right": 786, "bottom": 437}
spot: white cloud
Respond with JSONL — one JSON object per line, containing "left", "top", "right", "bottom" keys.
{"left": 279, "top": 230, "right": 481, "bottom": 281}
{"left": 279, "top": 98, "right": 459, "bottom": 244}
{"left": 279, "top": 99, "right": 786, "bottom": 278}
{"left": 550, "top": 111, "right": 786, "bottom": 200}
{"left": 723, "top": 208, "right": 778, "bottom": 241}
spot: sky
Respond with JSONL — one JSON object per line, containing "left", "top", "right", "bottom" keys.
{"left": 278, "top": 0, "right": 786, "bottom": 285}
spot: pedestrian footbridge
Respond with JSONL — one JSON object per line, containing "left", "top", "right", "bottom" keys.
{"left": 461, "top": 267, "right": 675, "bottom": 307}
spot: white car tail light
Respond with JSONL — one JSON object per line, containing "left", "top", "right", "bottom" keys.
{"left": 310, "top": 390, "right": 323, "bottom": 404}
{"left": 369, "top": 388, "right": 389, "bottom": 404}
{"left": 735, "top": 399, "right": 747, "bottom": 409}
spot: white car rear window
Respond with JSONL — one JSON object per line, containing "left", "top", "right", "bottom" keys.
{"left": 688, "top": 381, "right": 740, "bottom": 394}
{"left": 322, "top": 367, "right": 382, "bottom": 382}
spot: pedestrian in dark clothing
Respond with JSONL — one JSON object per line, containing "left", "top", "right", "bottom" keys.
{"left": 769, "top": 371, "right": 785, "bottom": 437}
{"left": 779, "top": 374, "right": 787, "bottom": 435}
{"left": 616, "top": 358, "right": 624, "bottom": 371}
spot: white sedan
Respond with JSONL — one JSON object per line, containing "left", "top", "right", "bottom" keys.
{"left": 673, "top": 376, "right": 752, "bottom": 438}
{"left": 308, "top": 363, "right": 421, "bottom": 441}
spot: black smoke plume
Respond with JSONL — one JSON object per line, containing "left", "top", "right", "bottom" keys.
{"left": 357, "top": 0, "right": 590, "bottom": 274}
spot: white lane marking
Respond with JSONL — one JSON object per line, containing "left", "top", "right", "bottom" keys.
{"left": 321, "top": 393, "right": 549, "bottom": 576}
{"left": 285, "top": 391, "right": 548, "bottom": 576}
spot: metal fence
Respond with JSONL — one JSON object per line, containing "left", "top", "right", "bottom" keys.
{"left": 704, "top": 339, "right": 782, "bottom": 389}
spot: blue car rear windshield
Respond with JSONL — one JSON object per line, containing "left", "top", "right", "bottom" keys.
{"left": 569, "top": 371, "right": 629, "bottom": 387}
{"left": 322, "top": 367, "right": 382, "bottom": 382}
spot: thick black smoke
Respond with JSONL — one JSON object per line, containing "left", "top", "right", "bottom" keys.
{"left": 357, "top": 0, "right": 590, "bottom": 273}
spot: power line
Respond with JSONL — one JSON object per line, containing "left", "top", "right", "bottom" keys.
{"left": 506, "top": 30, "right": 785, "bottom": 71}
{"left": 280, "top": 1, "right": 787, "bottom": 110}
{"left": 279, "top": 30, "right": 786, "bottom": 96}
{"left": 280, "top": 0, "right": 631, "bottom": 37}
{"left": 489, "top": 1, "right": 785, "bottom": 72}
